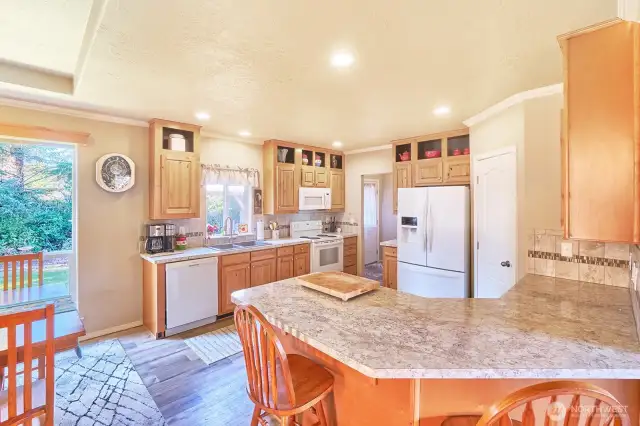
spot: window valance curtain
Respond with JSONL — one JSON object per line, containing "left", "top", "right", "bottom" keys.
{"left": 201, "top": 164, "right": 260, "bottom": 188}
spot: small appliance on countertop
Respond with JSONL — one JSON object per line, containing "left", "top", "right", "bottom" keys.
{"left": 145, "top": 223, "right": 176, "bottom": 254}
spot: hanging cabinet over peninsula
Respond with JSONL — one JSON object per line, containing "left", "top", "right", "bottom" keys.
{"left": 558, "top": 19, "right": 640, "bottom": 243}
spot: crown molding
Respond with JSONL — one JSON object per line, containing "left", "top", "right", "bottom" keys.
{"left": 0, "top": 96, "right": 149, "bottom": 127}
{"left": 200, "top": 131, "right": 264, "bottom": 145}
{"left": 345, "top": 144, "right": 392, "bottom": 155}
{"left": 463, "top": 83, "right": 563, "bottom": 128}
{"left": 0, "top": 96, "right": 267, "bottom": 145}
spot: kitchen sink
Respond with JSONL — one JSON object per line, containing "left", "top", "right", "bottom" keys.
{"left": 206, "top": 243, "right": 235, "bottom": 251}
{"left": 233, "top": 241, "right": 270, "bottom": 247}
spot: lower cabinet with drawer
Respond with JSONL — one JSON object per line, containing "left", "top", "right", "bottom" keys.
{"left": 343, "top": 236, "right": 358, "bottom": 275}
{"left": 219, "top": 243, "right": 311, "bottom": 315}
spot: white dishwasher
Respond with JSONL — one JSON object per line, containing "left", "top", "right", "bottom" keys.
{"left": 165, "top": 257, "right": 219, "bottom": 336}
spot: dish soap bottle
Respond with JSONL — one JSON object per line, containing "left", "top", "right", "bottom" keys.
{"left": 176, "top": 226, "right": 188, "bottom": 251}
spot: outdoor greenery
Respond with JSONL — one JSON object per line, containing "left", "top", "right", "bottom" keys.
{"left": 0, "top": 142, "right": 73, "bottom": 255}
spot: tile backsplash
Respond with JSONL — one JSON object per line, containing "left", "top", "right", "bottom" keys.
{"left": 527, "top": 229, "right": 631, "bottom": 287}
{"left": 139, "top": 212, "right": 360, "bottom": 252}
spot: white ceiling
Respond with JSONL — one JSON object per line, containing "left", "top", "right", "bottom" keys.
{"left": 0, "top": 0, "right": 617, "bottom": 149}
{"left": 0, "top": 0, "right": 92, "bottom": 74}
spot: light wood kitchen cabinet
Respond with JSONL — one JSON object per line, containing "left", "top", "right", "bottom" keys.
{"left": 294, "top": 253, "right": 310, "bottom": 276}
{"left": 382, "top": 247, "right": 397, "bottom": 290}
{"left": 160, "top": 152, "right": 199, "bottom": 216}
{"left": 391, "top": 129, "right": 469, "bottom": 212}
{"left": 301, "top": 166, "right": 328, "bottom": 188}
{"left": 250, "top": 258, "right": 277, "bottom": 287}
{"left": 276, "top": 164, "right": 297, "bottom": 213}
{"left": 277, "top": 255, "right": 295, "bottom": 280}
{"left": 444, "top": 157, "right": 471, "bottom": 184}
{"left": 393, "top": 162, "right": 412, "bottom": 213}
{"left": 149, "top": 119, "right": 201, "bottom": 219}
{"left": 329, "top": 170, "right": 345, "bottom": 210}
{"left": 263, "top": 140, "right": 345, "bottom": 214}
{"left": 558, "top": 19, "right": 640, "bottom": 242}
{"left": 414, "top": 159, "right": 442, "bottom": 186}
{"left": 219, "top": 261, "right": 250, "bottom": 315}
{"left": 343, "top": 236, "right": 358, "bottom": 275}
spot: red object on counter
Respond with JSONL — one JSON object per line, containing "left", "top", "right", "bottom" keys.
{"left": 425, "top": 150, "right": 441, "bottom": 158}
{"left": 398, "top": 152, "right": 410, "bottom": 161}
{"left": 463, "top": 147, "right": 470, "bottom": 155}
{"left": 452, "top": 148, "right": 461, "bottom": 156}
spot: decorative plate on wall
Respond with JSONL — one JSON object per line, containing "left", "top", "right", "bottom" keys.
{"left": 96, "top": 153, "right": 135, "bottom": 192}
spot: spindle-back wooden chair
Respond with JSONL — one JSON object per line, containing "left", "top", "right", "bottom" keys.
{"left": 0, "top": 253, "right": 43, "bottom": 290}
{"left": 234, "top": 304, "right": 334, "bottom": 426}
{"left": 0, "top": 305, "right": 55, "bottom": 426}
{"left": 0, "top": 253, "right": 46, "bottom": 387}
{"left": 476, "top": 381, "right": 630, "bottom": 426}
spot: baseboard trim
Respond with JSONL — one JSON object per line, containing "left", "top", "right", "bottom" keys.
{"left": 80, "top": 320, "right": 144, "bottom": 342}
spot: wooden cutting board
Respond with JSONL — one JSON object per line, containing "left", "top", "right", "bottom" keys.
{"left": 296, "top": 272, "right": 380, "bottom": 301}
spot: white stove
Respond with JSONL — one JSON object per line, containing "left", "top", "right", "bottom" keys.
{"left": 291, "top": 221, "right": 344, "bottom": 272}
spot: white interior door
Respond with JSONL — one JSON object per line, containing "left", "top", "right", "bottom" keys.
{"left": 363, "top": 181, "right": 379, "bottom": 265}
{"left": 475, "top": 149, "right": 517, "bottom": 298}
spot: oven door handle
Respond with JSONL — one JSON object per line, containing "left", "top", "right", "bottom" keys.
{"left": 315, "top": 241, "right": 344, "bottom": 249}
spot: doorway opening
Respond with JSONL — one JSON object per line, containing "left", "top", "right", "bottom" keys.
{"left": 360, "top": 173, "right": 397, "bottom": 282}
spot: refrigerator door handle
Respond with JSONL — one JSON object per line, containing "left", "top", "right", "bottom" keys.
{"left": 423, "top": 199, "right": 428, "bottom": 252}
{"left": 428, "top": 203, "right": 434, "bottom": 253}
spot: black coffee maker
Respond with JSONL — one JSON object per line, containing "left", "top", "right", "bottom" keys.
{"left": 145, "top": 223, "right": 176, "bottom": 254}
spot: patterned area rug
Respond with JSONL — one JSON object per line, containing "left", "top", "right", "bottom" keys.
{"left": 55, "top": 339, "right": 166, "bottom": 425}
{"left": 364, "top": 262, "right": 383, "bottom": 283}
{"left": 184, "top": 325, "right": 243, "bottom": 365}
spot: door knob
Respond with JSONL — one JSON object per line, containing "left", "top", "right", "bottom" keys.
{"left": 500, "top": 261, "right": 511, "bottom": 267}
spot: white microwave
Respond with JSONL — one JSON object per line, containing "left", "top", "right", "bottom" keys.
{"left": 299, "top": 187, "right": 332, "bottom": 210}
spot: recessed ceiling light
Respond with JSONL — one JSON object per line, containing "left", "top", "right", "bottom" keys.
{"left": 332, "top": 141, "right": 343, "bottom": 148}
{"left": 433, "top": 106, "right": 451, "bottom": 116}
{"left": 331, "top": 51, "right": 355, "bottom": 68}
{"left": 195, "top": 112, "right": 210, "bottom": 121}
{"left": 238, "top": 130, "right": 252, "bottom": 137}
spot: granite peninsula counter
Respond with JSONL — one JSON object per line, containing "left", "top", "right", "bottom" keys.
{"left": 232, "top": 274, "right": 640, "bottom": 425}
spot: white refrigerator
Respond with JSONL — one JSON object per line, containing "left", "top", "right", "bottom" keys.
{"left": 397, "top": 187, "right": 469, "bottom": 298}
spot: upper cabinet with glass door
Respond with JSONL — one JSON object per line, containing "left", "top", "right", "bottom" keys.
{"left": 149, "top": 119, "right": 201, "bottom": 220}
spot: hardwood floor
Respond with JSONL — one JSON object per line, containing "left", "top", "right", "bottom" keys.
{"left": 84, "top": 317, "right": 264, "bottom": 426}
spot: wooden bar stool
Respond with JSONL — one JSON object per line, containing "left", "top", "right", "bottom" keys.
{"left": 474, "top": 380, "right": 630, "bottom": 426}
{"left": 234, "top": 304, "right": 334, "bottom": 426}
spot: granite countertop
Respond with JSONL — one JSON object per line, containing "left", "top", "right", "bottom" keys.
{"left": 232, "top": 274, "right": 640, "bottom": 379}
{"left": 380, "top": 239, "right": 397, "bottom": 247}
{"left": 141, "top": 238, "right": 310, "bottom": 264}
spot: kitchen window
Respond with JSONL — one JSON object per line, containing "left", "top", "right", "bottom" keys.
{"left": 0, "top": 140, "right": 75, "bottom": 293}
{"left": 206, "top": 184, "right": 253, "bottom": 235}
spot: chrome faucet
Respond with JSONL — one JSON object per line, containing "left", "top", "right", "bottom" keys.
{"left": 224, "top": 216, "right": 234, "bottom": 239}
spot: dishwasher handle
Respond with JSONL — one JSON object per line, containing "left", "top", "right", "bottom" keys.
{"left": 165, "top": 257, "right": 218, "bottom": 270}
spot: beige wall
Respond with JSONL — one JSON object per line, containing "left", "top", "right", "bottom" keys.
{"left": 470, "top": 103, "right": 527, "bottom": 282}
{"left": 379, "top": 173, "right": 396, "bottom": 244}
{"left": 345, "top": 148, "right": 393, "bottom": 273}
{"left": 523, "top": 94, "right": 562, "bottom": 231}
{"left": 469, "top": 91, "right": 564, "bottom": 287}
{"left": 0, "top": 105, "right": 148, "bottom": 334}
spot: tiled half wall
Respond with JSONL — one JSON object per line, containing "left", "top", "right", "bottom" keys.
{"left": 527, "top": 229, "right": 630, "bottom": 287}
